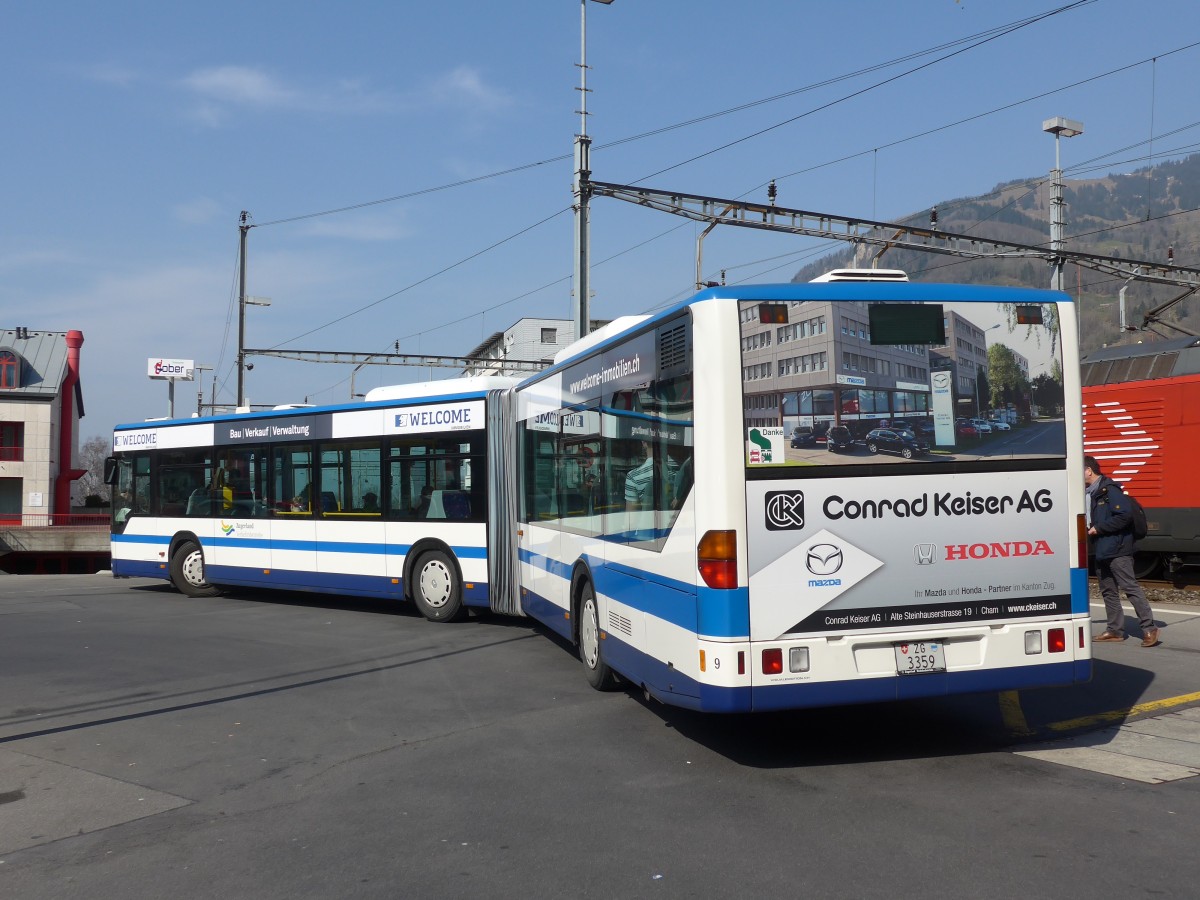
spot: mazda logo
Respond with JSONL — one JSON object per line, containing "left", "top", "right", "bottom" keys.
{"left": 806, "top": 543, "right": 843, "bottom": 576}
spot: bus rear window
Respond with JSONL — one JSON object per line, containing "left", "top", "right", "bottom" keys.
{"left": 741, "top": 297, "right": 1066, "bottom": 467}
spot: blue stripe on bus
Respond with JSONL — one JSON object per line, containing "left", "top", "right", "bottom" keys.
{"left": 517, "top": 547, "right": 574, "bottom": 580}
{"left": 592, "top": 563, "right": 697, "bottom": 632}
{"left": 589, "top": 558, "right": 750, "bottom": 638}
{"left": 520, "top": 588, "right": 573, "bottom": 641}
{"left": 112, "top": 558, "right": 169, "bottom": 579}
{"left": 202, "top": 565, "right": 491, "bottom": 606}
{"left": 1070, "top": 567, "right": 1089, "bottom": 613}
{"left": 113, "top": 533, "right": 171, "bottom": 545}
{"left": 594, "top": 630, "right": 1090, "bottom": 713}
{"left": 515, "top": 549, "right": 750, "bottom": 639}
{"left": 113, "top": 532, "right": 487, "bottom": 559}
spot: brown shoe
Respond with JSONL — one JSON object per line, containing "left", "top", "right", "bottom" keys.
{"left": 1141, "top": 628, "right": 1160, "bottom": 648}
{"left": 1093, "top": 631, "right": 1124, "bottom": 642}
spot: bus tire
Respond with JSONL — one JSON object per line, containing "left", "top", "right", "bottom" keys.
{"left": 413, "top": 550, "right": 466, "bottom": 622}
{"left": 578, "top": 580, "right": 617, "bottom": 691}
{"left": 170, "top": 540, "right": 221, "bottom": 598}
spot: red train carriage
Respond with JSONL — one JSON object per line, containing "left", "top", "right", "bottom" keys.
{"left": 1081, "top": 336, "right": 1200, "bottom": 577}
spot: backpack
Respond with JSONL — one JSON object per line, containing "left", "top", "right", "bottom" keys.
{"left": 1101, "top": 483, "right": 1148, "bottom": 541}
{"left": 1127, "top": 492, "right": 1149, "bottom": 542}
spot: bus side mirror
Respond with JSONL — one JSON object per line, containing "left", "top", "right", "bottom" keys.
{"left": 103, "top": 457, "right": 119, "bottom": 484}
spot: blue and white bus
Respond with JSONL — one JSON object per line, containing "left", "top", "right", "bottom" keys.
{"left": 109, "top": 377, "right": 518, "bottom": 621}
{"left": 111, "top": 279, "right": 1090, "bottom": 713}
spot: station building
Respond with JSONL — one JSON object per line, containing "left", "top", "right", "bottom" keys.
{"left": 462, "top": 317, "right": 609, "bottom": 377}
{"left": 0, "top": 327, "right": 87, "bottom": 524}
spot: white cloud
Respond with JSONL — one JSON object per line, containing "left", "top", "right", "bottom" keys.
{"left": 298, "top": 214, "right": 413, "bottom": 243}
{"left": 177, "top": 63, "right": 513, "bottom": 127}
{"left": 420, "top": 66, "right": 514, "bottom": 113}
{"left": 0, "top": 246, "right": 79, "bottom": 274}
{"left": 173, "top": 197, "right": 226, "bottom": 226}
{"left": 183, "top": 65, "right": 300, "bottom": 108}
{"left": 180, "top": 65, "right": 395, "bottom": 122}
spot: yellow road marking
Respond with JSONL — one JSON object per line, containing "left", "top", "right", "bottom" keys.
{"left": 1047, "top": 690, "right": 1200, "bottom": 733}
{"left": 999, "top": 690, "right": 1033, "bottom": 736}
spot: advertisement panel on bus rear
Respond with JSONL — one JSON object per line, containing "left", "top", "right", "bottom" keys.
{"left": 746, "top": 469, "right": 1070, "bottom": 641}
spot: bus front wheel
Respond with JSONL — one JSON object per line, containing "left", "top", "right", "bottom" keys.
{"left": 578, "top": 581, "right": 617, "bottom": 691}
{"left": 170, "top": 540, "right": 221, "bottom": 598}
{"left": 413, "top": 550, "right": 466, "bottom": 622}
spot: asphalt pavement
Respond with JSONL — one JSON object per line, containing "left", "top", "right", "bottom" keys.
{"left": 1, "top": 574, "right": 1198, "bottom": 899}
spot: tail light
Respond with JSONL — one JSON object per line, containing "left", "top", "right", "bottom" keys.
{"left": 698, "top": 530, "right": 737, "bottom": 589}
{"left": 1048, "top": 628, "right": 1066, "bottom": 653}
{"left": 762, "top": 648, "right": 783, "bottom": 674}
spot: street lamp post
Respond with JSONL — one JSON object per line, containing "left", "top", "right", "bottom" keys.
{"left": 573, "top": 0, "right": 614, "bottom": 342}
{"left": 236, "top": 295, "right": 271, "bottom": 408}
{"left": 194, "top": 364, "right": 212, "bottom": 416}
{"left": 1042, "top": 117, "right": 1084, "bottom": 294}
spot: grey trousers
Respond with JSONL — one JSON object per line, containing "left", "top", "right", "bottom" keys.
{"left": 1096, "top": 554, "right": 1156, "bottom": 635}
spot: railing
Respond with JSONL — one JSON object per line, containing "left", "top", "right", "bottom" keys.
{"left": 0, "top": 513, "right": 111, "bottom": 528}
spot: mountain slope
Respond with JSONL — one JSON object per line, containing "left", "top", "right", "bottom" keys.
{"left": 791, "top": 153, "right": 1200, "bottom": 354}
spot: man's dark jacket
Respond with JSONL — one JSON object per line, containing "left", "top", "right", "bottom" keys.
{"left": 1089, "top": 475, "right": 1136, "bottom": 561}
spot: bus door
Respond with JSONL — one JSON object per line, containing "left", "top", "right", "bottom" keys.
{"left": 270, "top": 444, "right": 318, "bottom": 580}
{"left": 518, "top": 427, "right": 568, "bottom": 626}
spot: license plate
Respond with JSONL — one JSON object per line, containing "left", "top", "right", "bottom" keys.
{"left": 894, "top": 640, "right": 946, "bottom": 675}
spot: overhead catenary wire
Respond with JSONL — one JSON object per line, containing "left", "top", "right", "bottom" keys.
{"left": 251, "top": 1, "right": 1100, "bottom": 231}
{"left": 235, "top": 5, "right": 1198, "bottom": 404}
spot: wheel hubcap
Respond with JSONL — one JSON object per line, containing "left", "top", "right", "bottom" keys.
{"left": 420, "top": 560, "right": 452, "bottom": 608}
{"left": 581, "top": 594, "right": 599, "bottom": 668}
{"left": 182, "top": 551, "right": 206, "bottom": 587}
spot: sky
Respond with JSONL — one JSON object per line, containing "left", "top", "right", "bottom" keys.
{"left": 5, "top": 0, "right": 1200, "bottom": 442}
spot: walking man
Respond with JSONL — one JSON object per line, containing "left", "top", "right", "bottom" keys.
{"left": 1085, "top": 456, "right": 1160, "bottom": 647}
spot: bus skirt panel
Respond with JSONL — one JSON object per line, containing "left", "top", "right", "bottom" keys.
{"left": 585, "top": 627, "right": 1089, "bottom": 714}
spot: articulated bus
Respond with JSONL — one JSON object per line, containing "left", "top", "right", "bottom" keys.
{"left": 111, "top": 280, "right": 1090, "bottom": 713}
{"left": 109, "top": 377, "right": 519, "bottom": 619}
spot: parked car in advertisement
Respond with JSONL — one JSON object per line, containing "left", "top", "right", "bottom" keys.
{"left": 864, "top": 427, "right": 928, "bottom": 459}
{"left": 971, "top": 418, "right": 993, "bottom": 434}
{"left": 957, "top": 423, "right": 979, "bottom": 438}
{"left": 989, "top": 419, "right": 1011, "bottom": 431}
{"left": 790, "top": 426, "right": 816, "bottom": 448}
{"left": 826, "top": 425, "right": 854, "bottom": 453}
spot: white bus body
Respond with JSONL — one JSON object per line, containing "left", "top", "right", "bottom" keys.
{"left": 110, "top": 283, "right": 1089, "bottom": 714}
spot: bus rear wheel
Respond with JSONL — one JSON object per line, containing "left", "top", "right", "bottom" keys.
{"left": 170, "top": 540, "right": 221, "bottom": 598}
{"left": 578, "top": 581, "right": 617, "bottom": 691}
{"left": 413, "top": 550, "right": 466, "bottom": 622}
